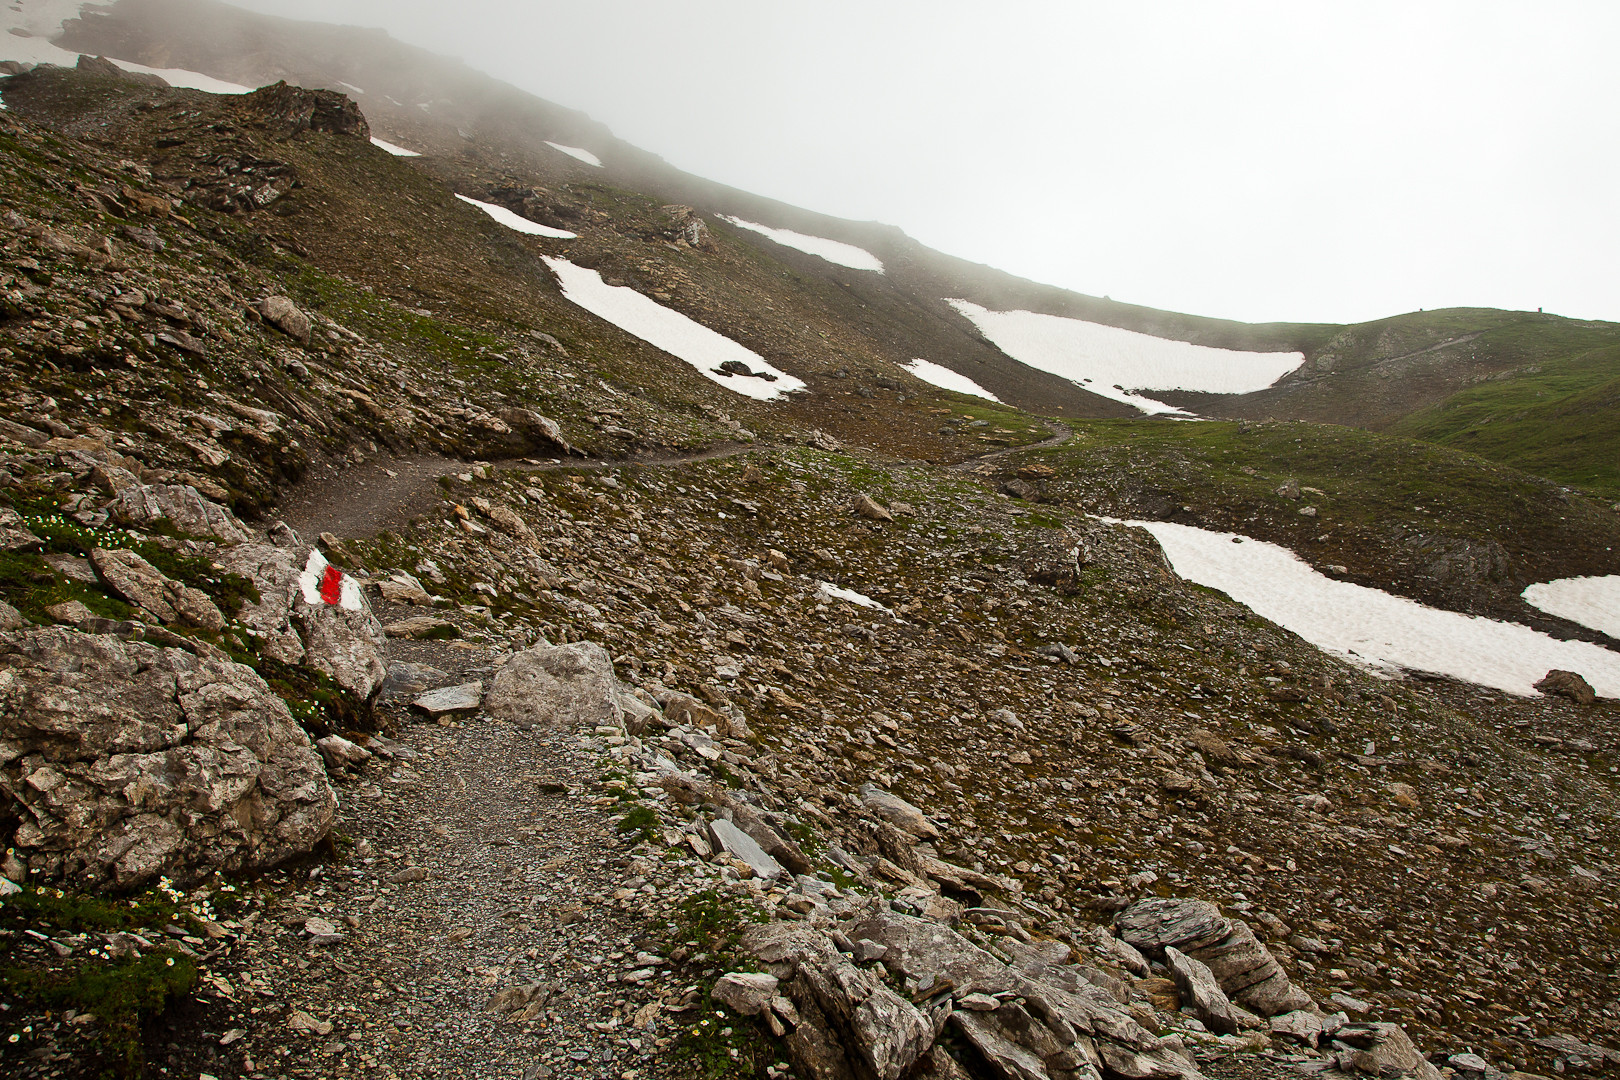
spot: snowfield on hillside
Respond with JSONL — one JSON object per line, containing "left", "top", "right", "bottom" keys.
{"left": 1127, "top": 519, "right": 1620, "bottom": 697}
{"left": 544, "top": 141, "right": 602, "bottom": 167}
{"left": 370, "top": 137, "right": 421, "bottom": 157}
{"left": 719, "top": 216, "right": 885, "bottom": 273}
{"left": 949, "top": 300, "right": 1303, "bottom": 415}
{"left": 0, "top": 26, "right": 254, "bottom": 94}
{"left": 902, "top": 358, "right": 1002, "bottom": 402}
{"left": 1523, "top": 575, "right": 1620, "bottom": 639}
{"left": 542, "top": 257, "right": 805, "bottom": 401}
{"left": 4, "top": 0, "right": 86, "bottom": 37}
{"left": 455, "top": 194, "right": 576, "bottom": 239}
{"left": 1, "top": 2, "right": 255, "bottom": 94}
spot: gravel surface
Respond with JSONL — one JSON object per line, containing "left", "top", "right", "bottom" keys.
{"left": 180, "top": 637, "right": 693, "bottom": 1080}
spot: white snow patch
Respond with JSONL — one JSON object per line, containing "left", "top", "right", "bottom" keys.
{"left": 948, "top": 300, "right": 1303, "bottom": 416}
{"left": 719, "top": 215, "right": 885, "bottom": 273}
{"left": 818, "top": 582, "right": 887, "bottom": 610}
{"left": 0, "top": 21, "right": 254, "bottom": 94}
{"left": 901, "top": 358, "right": 1002, "bottom": 402}
{"left": 338, "top": 81, "right": 365, "bottom": 96}
{"left": 1122, "top": 518, "right": 1620, "bottom": 698}
{"left": 1523, "top": 576, "right": 1620, "bottom": 640}
{"left": 116, "top": 61, "right": 252, "bottom": 95}
{"left": 370, "top": 136, "right": 421, "bottom": 158}
{"left": 545, "top": 141, "right": 602, "bottom": 167}
{"left": 456, "top": 194, "right": 576, "bottom": 239}
{"left": 3, "top": 0, "right": 90, "bottom": 40}
{"left": 542, "top": 257, "right": 805, "bottom": 402}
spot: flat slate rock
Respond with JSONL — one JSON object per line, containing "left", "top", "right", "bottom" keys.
{"left": 412, "top": 681, "right": 484, "bottom": 715}
{"left": 707, "top": 817, "right": 784, "bottom": 880}
{"left": 382, "top": 661, "right": 452, "bottom": 699}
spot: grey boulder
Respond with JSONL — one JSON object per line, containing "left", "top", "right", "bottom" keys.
{"left": 484, "top": 641, "right": 623, "bottom": 731}
{"left": 708, "top": 817, "right": 784, "bottom": 881}
{"left": 258, "top": 295, "right": 313, "bottom": 343}
{"left": 1534, "top": 669, "right": 1597, "bottom": 706}
{"left": 859, "top": 783, "right": 941, "bottom": 839}
{"left": 1333, "top": 1023, "right": 1443, "bottom": 1080}
{"left": 380, "top": 661, "right": 452, "bottom": 700}
{"left": 0, "top": 627, "right": 336, "bottom": 887}
{"left": 741, "top": 921, "right": 933, "bottom": 1080}
{"left": 713, "top": 971, "right": 780, "bottom": 1017}
{"left": 412, "top": 681, "right": 484, "bottom": 715}
{"left": 846, "top": 909, "right": 1200, "bottom": 1079}
{"left": 115, "top": 483, "right": 248, "bottom": 543}
{"left": 1164, "top": 946, "right": 1239, "bottom": 1035}
{"left": 217, "top": 543, "right": 387, "bottom": 701}
{"left": 90, "top": 547, "right": 224, "bottom": 631}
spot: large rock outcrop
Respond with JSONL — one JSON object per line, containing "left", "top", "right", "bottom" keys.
{"left": 241, "top": 81, "right": 370, "bottom": 140}
{"left": 740, "top": 910, "right": 1201, "bottom": 1080}
{"left": 0, "top": 627, "right": 336, "bottom": 887}
{"left": 742, "top": 921, "right": 937, "bottom": 1080}
{"left": 1114, "top": 898, "right": 1313, "bottom": 1016}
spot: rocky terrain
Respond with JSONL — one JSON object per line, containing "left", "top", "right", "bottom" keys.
{"left": 0, "top": 15, "right": 1617, "bottom": 1080}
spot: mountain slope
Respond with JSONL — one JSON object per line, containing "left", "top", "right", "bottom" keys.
{"left": 1389, "top": 343, "right": 1620, "bottom": 498}
{"left": 0, "top": 7, "right": 1618, "bottom": 1080}
{"left": 46, "top": 0, "right": 1620, "bottom": 495}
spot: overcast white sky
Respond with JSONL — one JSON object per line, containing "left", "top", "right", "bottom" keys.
{"left": 229, "top": 0, "right": 1617, "bottom": 326}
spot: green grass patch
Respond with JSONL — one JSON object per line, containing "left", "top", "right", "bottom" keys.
{"left": 668, "top": 889, "right": 776, "bottom": 1079}
{"left": 0, "top": 880, "right": 224, "bottom": 1076}
{"left": 2, "top": 951, "right": 197, "bottom": 1077}
{"left": 1391, "top": 343, "right": 1620, "bottom": 497}
{"left": 617, "top": 804, "right": 660, "bottom": 840}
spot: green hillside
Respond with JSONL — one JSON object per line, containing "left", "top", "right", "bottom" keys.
{"left": 1014, "top": 417, "right": 1620, "bottom": 627}
{"left": 1390, "top": 343, "right": 1620, "bottom": 498}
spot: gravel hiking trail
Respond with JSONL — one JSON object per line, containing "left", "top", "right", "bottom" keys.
{"left": 197, "top": 600, "right": 698, "bottom": 1079}
{"left": 278, "top": 421, "right": 1069, "bottom": 542}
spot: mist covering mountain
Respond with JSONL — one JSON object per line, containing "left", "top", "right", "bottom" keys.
{"left": 0, "top": 2, "right": 1617, "bottom": 1078}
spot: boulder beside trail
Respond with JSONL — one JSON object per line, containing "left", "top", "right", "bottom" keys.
{"left": 485, "top": 641, "right": 624, "bottom": 731}
{"left": 0, "top": 627, "right": 336, "bottom": 887}
{"left": 746, "top": 910, "right": 1203, "bottom": 1080}
{"left": 217, "top": 541, "right": 388, "bottom": 701}
{"left": 742, "top": 920, "right": 934, "bottom": 1080}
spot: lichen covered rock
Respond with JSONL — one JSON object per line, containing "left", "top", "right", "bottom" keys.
{"left": 0, "top": 627, "right": 336, "bottom": 887}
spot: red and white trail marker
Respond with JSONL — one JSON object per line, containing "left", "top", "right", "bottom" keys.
{"left": 298, "top": 548, "right": 363, "bottom": 612}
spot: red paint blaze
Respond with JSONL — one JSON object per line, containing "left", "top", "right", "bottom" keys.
{"left": 319, "top": 564, "right": 344, "bottom": 606}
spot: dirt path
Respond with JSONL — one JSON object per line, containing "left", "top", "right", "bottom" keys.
{"left": 204, "top": 623, "right": 697, "bottom": 1080}
{"left": 275, "top": 422, "right": 1067, "bottom": 543}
